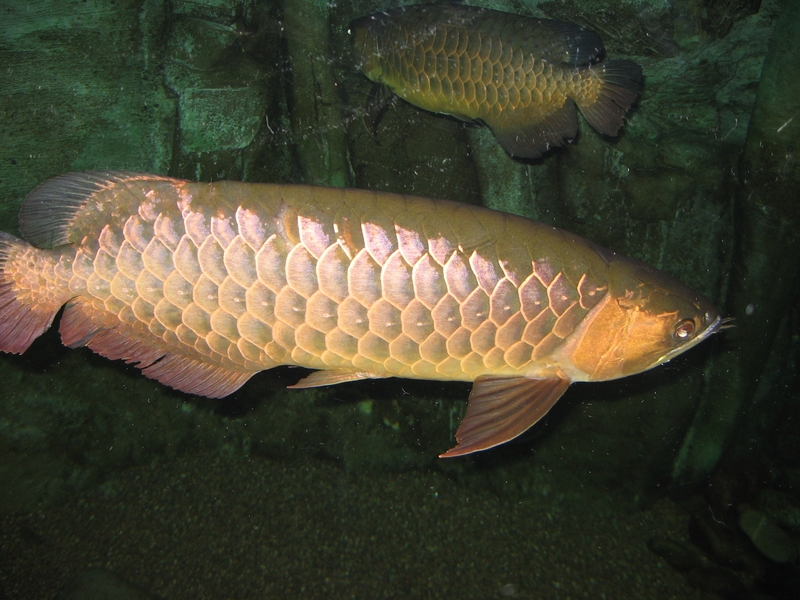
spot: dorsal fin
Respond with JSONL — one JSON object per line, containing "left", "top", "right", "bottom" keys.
{"left": 537, "top": 19, "right": 604, "bottom": 67}
{"left": 19, "top": 171, "right": 182, "bottom": 248}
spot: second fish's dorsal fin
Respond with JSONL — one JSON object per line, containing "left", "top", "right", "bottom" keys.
{"left": 19, "top": 171, "right": 181, "bottom": 248}
{"left": 530, "top": 19, "right": 604, "bottom": 67}
{"left": 440, "top": 375, "right": 571, "bottom": 458}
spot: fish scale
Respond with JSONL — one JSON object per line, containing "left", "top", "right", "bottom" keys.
{"left": 23, "top": 175, "right": 597, "bottom": 378}
{"left": 0, "top": 172, "right": 722, "bottom": 457}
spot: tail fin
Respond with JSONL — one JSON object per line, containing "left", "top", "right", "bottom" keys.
{"left": 576, "top": 59, "right": 643, "bottom": 137}
{"left": 0, "top": 232, "right": 67, "bottom": 353}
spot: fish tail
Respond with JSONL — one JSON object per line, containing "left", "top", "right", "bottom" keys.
{"left": 575, "top": 59, "right": 643, "bottom": 137}
{"left": 0, "top": 231, "right": 68, "bottom": 353}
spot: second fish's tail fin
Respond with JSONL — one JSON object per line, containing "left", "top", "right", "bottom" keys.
{"left": 0, "top": 231, "right": 70, "bottom": 353}
{"left": 575, "top": 59, "right": 643, "bottom": 137}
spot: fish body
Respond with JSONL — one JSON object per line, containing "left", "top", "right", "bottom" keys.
{"left": 0, "top": 172, "right": 720, "bottom": 456}
{"left": 350, "top": 4, "right": 642, "bottom": 158}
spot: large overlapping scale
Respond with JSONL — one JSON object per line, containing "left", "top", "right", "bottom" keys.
{"left": 368, "top": 4, "right": 597, "bottom": 124}
{"left": 62, "top": 179, "right": 610, "bottom": 385}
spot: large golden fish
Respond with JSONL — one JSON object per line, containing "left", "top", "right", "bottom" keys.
{"left": 0, "top": 172, "right": 721, "bottom": 456}
{"left": 350, "top": 4, "right": 642, "bottom": 158}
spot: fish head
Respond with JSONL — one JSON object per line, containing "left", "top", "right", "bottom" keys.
{"left": 617, "top": 266, "right": 721, "bottom": 374}
{"left": 566, "top": 258, "right": 722, "bottom": 381}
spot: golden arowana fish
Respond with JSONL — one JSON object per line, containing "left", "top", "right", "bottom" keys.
{"left": 0, "top": 172, "right": 722, "bottom": 457}
{"left": 350, "top": 4, "right": 642, "bottom": 158}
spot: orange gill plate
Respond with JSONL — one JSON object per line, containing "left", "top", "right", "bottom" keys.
{"left": 0, "top": 172, "right": 722, "bottom": 457}
{"left": 350, "top": 4, "right": 642, "bottom": 159}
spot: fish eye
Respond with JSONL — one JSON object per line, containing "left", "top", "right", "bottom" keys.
{"left": 673, "top": 319, "right": 695, "bottom": 340}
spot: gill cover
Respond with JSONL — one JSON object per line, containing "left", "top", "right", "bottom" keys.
{"left": 569, "top": 262, "right": 721, "bottom": 380}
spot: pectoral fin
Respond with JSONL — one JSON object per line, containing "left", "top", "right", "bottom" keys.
{"left": 362, "top": 83, "right": 395, "bottom": 140}
{"left": 289, "top": 368, "right": 382, "bottom": 389}
{"left": 440, "top": 376, "right": 571, "bottom": 458}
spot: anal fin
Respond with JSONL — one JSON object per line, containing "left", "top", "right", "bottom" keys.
{"left": 142, "top": 354, "right": 256, "bottom": 399}
{"left": 488, "top": 102, "right": 578, "bottom": 159}
{"left": 60, "top": 300, "right": 163, "bottom": 364}
{"left": 440, "top": 375, "right": 571, "bottom": 458}
{"left": 288, "top": 368, "right": 382, "bottom": 389}
{"left": 59, "top": 300, "right": 256, "bottom": 398}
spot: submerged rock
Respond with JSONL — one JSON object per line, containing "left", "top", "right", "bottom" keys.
{"left": 739, "top": 509, "right": 798, "bottom": 564}
{"left": 688, "top": 512, "right": 767, "bottom": 577}
{"left": 758, "top": 489, "right": 800, "bottom": 531}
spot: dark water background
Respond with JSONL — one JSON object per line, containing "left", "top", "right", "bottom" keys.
{"left": 0, "top": 0, "right": 798, "bottom": 598}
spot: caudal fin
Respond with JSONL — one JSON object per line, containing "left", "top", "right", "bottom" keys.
{"left": 576, "top": 59, "right": 643, "bottom": 137}
{"left": 0, "top": 232, "right": 66, "bottom": 353}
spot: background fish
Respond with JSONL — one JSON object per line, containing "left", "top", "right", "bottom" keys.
{"left": 350, "top": 4, "right": 642, "bottom": 158}
{"left": 0, "top": 172, "right": 720, "bottom": 456}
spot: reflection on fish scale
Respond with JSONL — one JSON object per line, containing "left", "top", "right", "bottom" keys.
{"left": 78, "top": 185, "right": 594, "bottom": 381}
{"left": 83, "top": 199, "right": 593, "bottom": 380}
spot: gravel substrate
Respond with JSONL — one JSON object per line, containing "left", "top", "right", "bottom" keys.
{"left": 0, "top": 454, "right": 710, "bottom": 599}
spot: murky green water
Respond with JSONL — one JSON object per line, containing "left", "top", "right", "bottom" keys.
{"left": 0, "top": 1, "right": 797, "bottom": 598}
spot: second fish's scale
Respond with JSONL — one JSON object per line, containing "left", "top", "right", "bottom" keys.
{"left": 351, "top": 4, "right": 642, "bottom": 158}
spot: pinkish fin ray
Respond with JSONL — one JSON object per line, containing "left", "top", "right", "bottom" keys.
{"left": 440, "top": 375, "right": 571, "bottom": 458}
{"left": 141, "top": 354, "right": 255, "bottom": 399}
{"left": 60, "top": 300, "right": 255, "bottom": 398}
{"left": 19, "top": 171, "right": 180, "bottom": 249}
{"left": 0, "top": 280, "right": 60, "bottom": 353}
{"left": 289, "top": 368, "right": 382, "bottom": 388}
{"left": 0, "top": 232, "right": 66, "bottom": 353}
